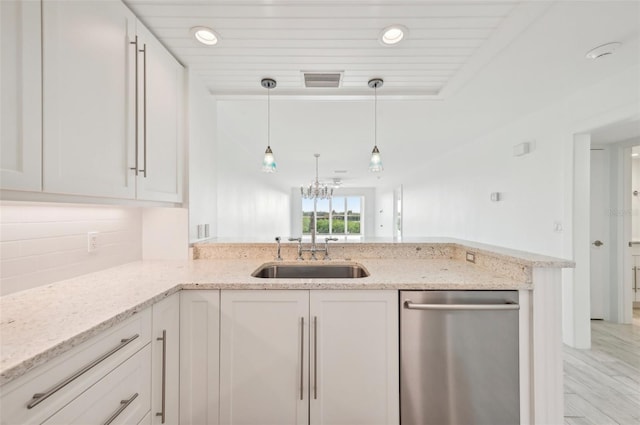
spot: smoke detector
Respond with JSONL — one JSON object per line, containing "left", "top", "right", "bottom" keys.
{"left": 585, "top": 42, "right": 621, "bottom": 60}
{"left": 302, "top": 72, "right": 343, "bottom": 88}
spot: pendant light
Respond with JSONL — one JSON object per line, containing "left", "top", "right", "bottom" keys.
{"left": 261, "top": 78, "right": 277, "bottom": 173}
{"left": 368, "top": 78, "right": 384, "bottom": 172}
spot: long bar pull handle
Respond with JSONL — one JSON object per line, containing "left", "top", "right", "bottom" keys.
{"left": 634, "top": 266, "right": 637, "bottom": 292}
{"left": 404, "top": 301, "right": 520, "bottom": 311}
{"left": 300, "top": 317, "right": 304, "bottom": 401}
{"left": 155, "top": 330, "right": 167, "bottom": 423}
{"left": 139, "top": 43, "right": 147, "bottom": 178}
{"left": 103, "top": 393, "right": 139, "bottom": 425}
{"left": 28, "top": 334, "right": 140, "bottom": 409}
{"left": 129, "top": 36, "right": 139, "bottom": 175}
{"left": 313, "top": 316, "right": 318, "bottom": 400}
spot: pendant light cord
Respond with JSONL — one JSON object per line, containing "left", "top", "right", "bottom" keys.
{"left": 374, "top": 84, "right": 378, "bottom": 148}
{"left": 267, "top": 86, "right": 271, "bottom": 148}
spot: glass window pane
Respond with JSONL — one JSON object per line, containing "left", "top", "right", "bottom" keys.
{"left": 332, "top": 197, "right": 345, "bottom": 215}
{"left": 302, "top": 198, "right": 314, "bottom": 234}
{"left": 347, "top": 197, "right": 361, "bottom": 234}
{"left": 316, "top": 199, "right": 330, "bottom": 234}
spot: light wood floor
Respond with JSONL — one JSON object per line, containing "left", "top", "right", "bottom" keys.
{"left": 563, "top": 309, "right": 640, "bottom": 425}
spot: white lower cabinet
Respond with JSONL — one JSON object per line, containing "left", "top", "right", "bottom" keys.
{"left": 42, "top": 344, "right": 151, "bottom": 425}
{"left": 0, "top": 309, "right": 152, "bottom": 425}
{"left": 220, "top": 290, "right": 309, "bottom": 425}
{"left": 309, "top": 291, "right": 399, "bottom": 425}
{"left": 179, "top": 290, "right": 220, "bottom": 425}
{"left": 218, "top": 290, "right": 399, "bottom": 425}
{"left": 151, "top": 294, "right": 180, "bottom": 425}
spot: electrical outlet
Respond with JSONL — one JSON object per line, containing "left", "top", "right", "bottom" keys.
{"left": 87, "top": 232, "right": 99, "bottom": 253}
{"left": 466, "top": 252, "right": 476, "bottom": 263}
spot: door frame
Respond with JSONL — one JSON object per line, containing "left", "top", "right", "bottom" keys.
{"left": 569, "top": 110, "right": 640, "bottom": 348}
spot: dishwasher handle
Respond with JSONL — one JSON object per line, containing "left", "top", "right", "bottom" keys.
{"left": 404, "top": 300, "right": 519, "bottom": 311}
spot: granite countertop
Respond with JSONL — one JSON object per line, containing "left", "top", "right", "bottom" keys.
{"left": 0, "top": 241, "right": 573, "bottom": 387}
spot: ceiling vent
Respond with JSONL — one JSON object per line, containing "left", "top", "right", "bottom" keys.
{"left": 302, "top": 72, "right": 343, "bottom": 88}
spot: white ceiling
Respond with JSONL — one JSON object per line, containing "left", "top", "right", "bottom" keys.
{"left": 125, "top": 0, "right": 547, "bottom": 97}
{"left": 124, "top": 0, "right": 640, "bottom": 189}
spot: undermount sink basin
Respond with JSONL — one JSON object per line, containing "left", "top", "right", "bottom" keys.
{"left": 251, "top": 263, "right": 370, "bottom": 279}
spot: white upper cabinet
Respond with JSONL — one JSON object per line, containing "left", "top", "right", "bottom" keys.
{"left": 42, "top": 0, "right": 137, "bottom": 199}
{"left": 134, "top": 23, "right": 184, "bottom": 203}
{"left": 40, "top": 0, "right": 183, "bottom": 202}
{"left": 0, "top": 0, "right": 42, "bottom": 191}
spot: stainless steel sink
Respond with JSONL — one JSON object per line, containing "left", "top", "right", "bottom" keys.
{"left": 251, "top": 263, "right": 369, "bottom": 279}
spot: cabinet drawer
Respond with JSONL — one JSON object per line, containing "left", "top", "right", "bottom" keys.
{"left": 1, "top": 309, "right": 151, "bottom": 425}
{"left": 42, "top": 344, "right": 151, "bottom": 425}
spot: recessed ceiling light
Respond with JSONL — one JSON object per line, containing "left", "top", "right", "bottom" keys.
{"left": 379, "top": 25, "right": 407, "bottom": 46}
{"left": 191, "top": 26, "right": 219, "bottom": 46}
{"left": 585, "top": 42, "right": 621, "bottom": 60}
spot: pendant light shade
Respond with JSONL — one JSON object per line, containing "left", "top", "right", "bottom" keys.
{"left": 261, "top": 78, "right": 277, "bottom": 173}
{"left": 368, "top": 78, "right": 384, "bottom": 172}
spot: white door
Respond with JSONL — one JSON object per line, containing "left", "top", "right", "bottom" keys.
{"left": 1, "top": 0, "right": 42, "bottom": 191}
{"left": 134, "top": 23, "right": 184, "bottom": 203}
{"left": 309, "top": 290, "right": 399, "bottom": 425}
{"left": 42, "top": 0, "right": 136, "bottom": 198}
{"left": 180, "top": 290, "right": 220, "bottom": 425}
{"left": 590, "top": 149, "right": 610, "bottom": 319}
{"left": 220, "top": 290, "right": 309, "bottom": 425}
{"left": 151, "top": 294, "right": 180, "bottom": 425}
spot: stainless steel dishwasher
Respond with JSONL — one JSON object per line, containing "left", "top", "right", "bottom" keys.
{"left": 400, "top": 290, "right": 519, "bottom": 425}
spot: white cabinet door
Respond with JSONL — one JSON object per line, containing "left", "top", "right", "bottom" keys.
{"left": 180, "top": 290, "right": 220, "bottom": 425}
{"left": 42, "top": 0, "right": 136, "bottom": 199}
{"left": 220, "top": 290, "right": 309, "bottom": 425}
{"left": 151, "top": 294, "right": 180, "bottom": 425}
{"left": 134, "top": 23, "right": 184, "bottom": 203}
{"left": 0, "top": 0, "right": 42, "bottom": 191}
{"left": 309, "top": 290, "right": 399, "bottom": 425}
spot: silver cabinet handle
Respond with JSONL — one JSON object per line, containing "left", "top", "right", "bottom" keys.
{"left": 129, "top": 36, "right": 139, "bottom": 175}
{"left": 27, "top": 334, "right": 139, "bottom": 409}
{"left": 634, "top": 266, "right": 638, "bottom": 292}
{"left": 155, "top": 330, "right": 166, "bottom": 423}
{"left": 299, "top": 317, "right": 304, "bottom": 400}
{"left": 103, "top": 393, "right": 138, "bottom": 425}
{"left": 139, "top": 43, "right": 147, "bottom": 178}
{"left": 313, "top": 316, "right": 318, "bottom": 400}
{"left": 404, "top": 301, "right": 519, "bottom": 311}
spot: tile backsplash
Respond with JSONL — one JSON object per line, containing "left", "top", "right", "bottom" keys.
{"left": 1, "top": 202, "right": 142, "bottom": 296}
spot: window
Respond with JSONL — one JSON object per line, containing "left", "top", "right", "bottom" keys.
{"left": 302, "top": 196, "right": 362, "bottom": 236}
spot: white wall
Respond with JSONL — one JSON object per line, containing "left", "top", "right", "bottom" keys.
{"left": 187, "top": 72, "right": 218, "bottom": 243}
{"left": 403, "top": 65, "right": 640, "bottom": 257}
{"left": 216, "top": 100, "right": 291, "bottom": 240}
{"left": 401, "top": 65, "right": 640, "bottom": 348}
{"left": 0, "top": 202, "right": 142, "bottom": 295}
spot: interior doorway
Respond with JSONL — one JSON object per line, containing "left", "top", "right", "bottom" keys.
{"left": 588, "top": 120, "right": 640, "bottom": 324}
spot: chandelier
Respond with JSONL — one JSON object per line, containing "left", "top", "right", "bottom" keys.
{"left": 301, "top": 154, "right": 333, "bottom": 200}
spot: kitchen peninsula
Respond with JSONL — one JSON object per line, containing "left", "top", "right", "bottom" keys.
{"left": 0, "top": 240, "right": 572, "bottom": 425}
